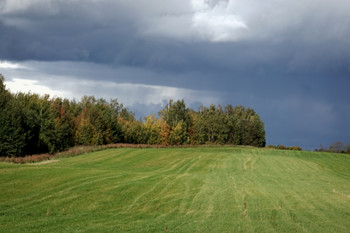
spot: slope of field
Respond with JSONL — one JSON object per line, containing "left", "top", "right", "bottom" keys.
{"left": 0, "top": 147, "right": 349, "bottom": 232}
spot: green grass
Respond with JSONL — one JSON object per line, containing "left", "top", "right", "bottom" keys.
{"left": 0, "top": 147, "right": 349, "bottom": 232}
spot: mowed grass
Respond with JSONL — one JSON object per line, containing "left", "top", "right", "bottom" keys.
{"left": 0, "top": 147, "right": 349, "bottom": 232}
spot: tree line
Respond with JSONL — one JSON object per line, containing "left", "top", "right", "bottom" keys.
{"left": 0, "top": 75, "right": 266, "bottom": 157}
{"left": 315, "top": 142, "right": 350, "bottom": 154}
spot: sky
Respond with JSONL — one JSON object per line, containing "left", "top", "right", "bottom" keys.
{"left": 0, "top": 0, "right": 350, "bottom": 150}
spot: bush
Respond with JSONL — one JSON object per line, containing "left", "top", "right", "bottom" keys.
{"left": 276, "top": 145, "right": 288, "bottom": 150}
{"left": 266, "top": 145, "right": 302, "bottom": 151}
{"left": 0, "top": 153, "right": 52, "bottom": 164}
{"left": 289, "top": 146, "right": 303, "bottom": 151}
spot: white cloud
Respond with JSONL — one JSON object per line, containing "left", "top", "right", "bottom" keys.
{"left": 0, "top": 60, "right": 29, "bottom": 69}
{"left": 5, "top": 78, "right": 66, "bottom": 97}
{"left": 139, "top": 0, "right": 248, "bottom": 42}
{"left": 191, "top": 0, "right": 248, "bottom": 41}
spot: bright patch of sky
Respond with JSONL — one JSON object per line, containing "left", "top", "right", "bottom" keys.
{"left": 191, "top": 0, "right": 248, "bottom": 41}
{"left": 5, "top": 78, "right": 65, "bottom": 97}
{"left": 0, "top": 60, "right": 28, "bottom": 69}
{"left": 2, "top": 60, "right": 221, "bottom": 107}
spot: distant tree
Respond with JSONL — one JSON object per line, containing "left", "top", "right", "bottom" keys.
{"left": 75, "top": 110, "right": 94, "bottom": 145}
{"left": 329, "top": 141, "right": 345, "bottom": 153}
{"left": 316, "top": 141, "right": 350, "bottom": 154}
{"left": 144, "top": 115, "right": 162, "bottom": 144}
{"left": 188, "top": 108, "right": 207, "bottom": 144}
{"left": 15, "top": 93, "right": 42, "bottom": 155}
{"left": 159, "top": 99, "right": 192, "bottom": 145}
{"left": 225, "top": 105, "right": 265, "bottom": 147}
{"left": 0, "top": 77, "right": 27, "bottom": 156}
{"left": 346, "top": 144, "right": 350, "bottom": 154}
{"left": 159, "top": 99, "right": 191, "bottom": 128}
{"left": 169, "top": 120, "right": 187, "bottom": 145}
{"left": 160, "top": 121, "right": 171, "bottom": 145}
{"left": 119, "top": 108, "right": 135, "bottom": 122}
{"left": 210, "top": 105, "right": 229, "bottom": 144}
{"left": 198, "top": 105, "right": 228, "bottom": 144}
{"left": 51, "top": 98, "right": 75, "bottom": 151}
{"left": 37, "top": 95, "right": 58, "bottom": 153}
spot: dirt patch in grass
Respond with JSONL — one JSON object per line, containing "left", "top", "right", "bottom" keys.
{"left": 26, "top": 160, "right": 60, "bottom": 165}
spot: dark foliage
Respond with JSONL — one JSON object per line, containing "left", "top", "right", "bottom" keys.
{"left": 266, "top": 145, "right": 303, "bottom": 151}
{"left": 0, "top": 75, "right": 266, "bottom": 157}
{"left": 315, "top": 142, "right": 350, "bottom": 154}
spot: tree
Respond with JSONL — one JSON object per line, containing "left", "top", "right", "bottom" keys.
{"left": 144, "top": 115, "right": 162, "bottom": 144}
{"left": 75, "top": 110, "right": 94, "bottom": 145}
{"left": 160, "top": 121, "right": 171, "bottom": 145}
{"left": 330, "top": 141, "right": 345, "bottom": 153}
{"left": 0, "top": 77, "right": 27, "bottom": 156}
{"left": 224, "top": 105, "right": 265, "bottom": 147}
{"left": 119, "top": 117, "right": 147, "bottom": 144}
{"left": 159, "top": 99, "right": 190, "bottom": 129}
{"left": 190, "top": 105, "right": 229, "bottom": 144}
{"left": 52, "top": 98, "right": 75, "bottom": 150}
{"left": 37, "top": 95, "right": 58, "bottom": 153}
{"left": 169, "top": 120, "right": 188, "bottom": 145}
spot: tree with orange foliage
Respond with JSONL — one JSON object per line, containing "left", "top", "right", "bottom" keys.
{"left": 160, "top": 121, "right": 170, "bottom": 145}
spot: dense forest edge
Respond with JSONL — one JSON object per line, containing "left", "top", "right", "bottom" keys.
{"left": 0, "top": 74, "right": 266, "bottom": 158}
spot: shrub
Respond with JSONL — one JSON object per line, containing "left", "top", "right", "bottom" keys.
{"left": 276, "top": 145, "right": 288, "bottom": 150}
{"left": 289, "top": 146, "right": 303, "bottom": 151}
{"left": 266, "top": 145, "right": 303, "bottom": 151}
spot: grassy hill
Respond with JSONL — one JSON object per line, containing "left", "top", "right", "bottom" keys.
{"left": 0, "top": 147, "right": 349, "bottom": 232}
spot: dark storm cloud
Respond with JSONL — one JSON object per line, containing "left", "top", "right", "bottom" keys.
{"left": 1, "top": 0, "right": 348, "bottom": 67}
{"left": 1, "top": 0, "right": 350, "bottom": 148}
{"left": 0, "top": 3, "right": 132, "bottom": 62}
{"left": 1, "top": 0, "right": 349, "bottom": 85}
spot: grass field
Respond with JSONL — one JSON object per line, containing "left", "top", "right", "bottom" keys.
{"left": 0, "top": 147, "right": 349, "bottom": 232}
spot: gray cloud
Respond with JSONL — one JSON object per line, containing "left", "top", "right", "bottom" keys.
{"left": 1, "top": 0, "right": 349, "bottom": 85}
{"left": 1, "top": 0, "right": 350, "bottom": 62}
{"left": 1, "top": 0, "right": 350, "bottom": 149}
